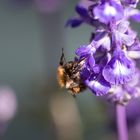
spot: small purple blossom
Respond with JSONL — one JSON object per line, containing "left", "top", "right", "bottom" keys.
{"left": 85, "top": 74, "right": 111, "bottom": 96}
{"left": 102, "top": 51, "right": 135, "bottom": 85}
{"left": 93, "top": 0, "right": 124, "bottom": 24}
{"left": 66, "top": 4, "right": 92, "bottom": 27}
{"left": 68, "top": 0, "right": 140, "bottom": 105}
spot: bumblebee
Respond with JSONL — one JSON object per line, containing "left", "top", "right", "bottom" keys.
{"left": 57, "top": 49, "right": 86, "bottom": 97}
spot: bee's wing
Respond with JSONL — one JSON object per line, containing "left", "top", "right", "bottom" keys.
{"left": 72, "top": 58, "right": 85, "bottom": 73}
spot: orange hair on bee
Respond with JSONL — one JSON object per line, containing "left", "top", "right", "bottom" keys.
{"left": 57, "top": 66, "right": 66, "bottom": 88}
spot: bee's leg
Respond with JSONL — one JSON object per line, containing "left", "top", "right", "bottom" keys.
{"left": 72, "top": 94, "right": 76, "bottom": 98}
{"left": 74, "top": 56, "right": 78, "bottom": 61}
{"left": 60, "top": 48, "right": 66, "bottom": 65}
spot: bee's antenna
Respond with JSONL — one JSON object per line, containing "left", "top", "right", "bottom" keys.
{"left": 60, "top": 48, "right": 66, "bottom": 65}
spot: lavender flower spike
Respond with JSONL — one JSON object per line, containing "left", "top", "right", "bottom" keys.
{"left": 65, "top": 0, "right": 140, "bottom": 140}
{"left": 66, "top": 0, "right": 140, "bottom": 103}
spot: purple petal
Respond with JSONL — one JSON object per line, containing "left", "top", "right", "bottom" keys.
{"left": 117, "top": 20, "right": 129, "bottom": 33}
{"left": 80, "top": 67, "right": 90, "bottom": 80}
{"left": 125, "top": 8, "right": 140, "bottom": 22}
{"left": 75, "top": 45, "right": 89, "bottom": 56}
{"left": 92, "top": 65, "right": 100, "bottom": 74}
{"left": 90, "top": 32, "right": 111, "bottom": 50}
{"left": 128, "top": 51, "right": 140, "bottom": 59}
{"left": 115, "top": 31, "right": 135, "bottom": 46}
{"left": 85, "top": 75, "right": 111, "bottom": 96}
{"left": 126, "top": 68, "right": 140, "bottom": 87}
{"left": 93, "top": 1, "right": 124, "bottom": 23}
{"left": 75, "top": 5, "right": 88, "bottom": 17}
{"left": 107, "top": 86, "right": 131, "bottom": 104}
{"left": 75, "top": 44, "right": 96, "bottom": 56}
{"left": 94, "top": 31, "right": 106, "bottom": 41}
{"left": 88, "top": 55, "right": 95, "bottom": 69}
{"left": 66, "top": 18, "right": 83, "bottom": 28}
{"left": 101, "top": 36, "right": 111, "bottom": 51}
{"left": 126, "top": 28, "right": 137, "bottom": 39}
{"left": 128, "top": 38, "right": 140, "bottom": 51}
{"left": 108, "top": 86, "right": 123, "bottom": 100}
{"left": 130, "top": 11, "right": 140, "bottom": 22}
{"left": 121, "top": 33, "right": 135, "bottom": 46}
{"left": 102, "top": 51, "right": 135, "bottom": 85}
